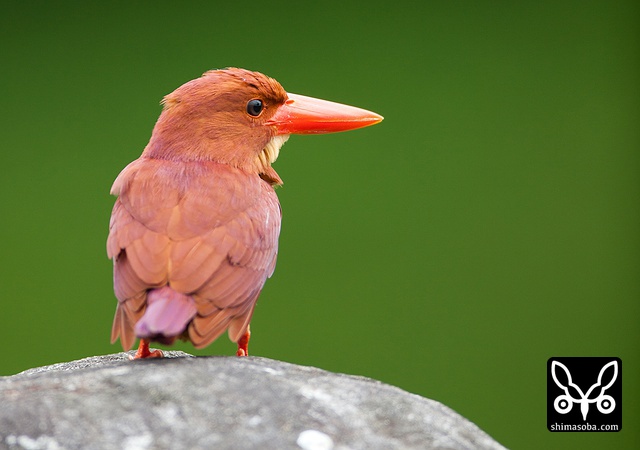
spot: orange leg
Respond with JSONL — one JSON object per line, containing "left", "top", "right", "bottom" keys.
{"left": 236, "top": 326, "right": 251, "bottom": 357}
{"left": 129, "top": 338, "right": 164, "bottom": 360}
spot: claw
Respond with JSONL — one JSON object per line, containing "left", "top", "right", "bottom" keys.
{"left": 129, "top": 339, "right": 164, "bottom": 359}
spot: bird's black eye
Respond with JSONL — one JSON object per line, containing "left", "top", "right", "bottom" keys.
{"left": 246, "top": 99, "right": 263, "bottom": 117}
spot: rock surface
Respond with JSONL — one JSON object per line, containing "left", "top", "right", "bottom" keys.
{"left": 0, "top": 353, "right": 505, "bottom": 450}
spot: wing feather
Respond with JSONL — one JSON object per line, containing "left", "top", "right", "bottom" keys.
{"left": 113, "top": 252, "right": 147, "bottom": 301}
{"left": 168, "top": 229, "right": 234, "bottom": 293}
{"left": 227, "top": 297, "right": 258, "bottom": 342}
{"left": 126, "top": 232, "right": 170, "bottom": 286}
{"left": 110, "top": 291, "right": 146, "bottom": 350}
{"left": 108, "top": 158, "right": 281, "bottom": 349}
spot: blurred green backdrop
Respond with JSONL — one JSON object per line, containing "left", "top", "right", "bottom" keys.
{"left": 1, "top": 2, "right": 637, "bottom": 449}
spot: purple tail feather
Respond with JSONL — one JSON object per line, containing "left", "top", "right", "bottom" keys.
{"left": 134, "top": 286, "right": 197, "bottom": 344}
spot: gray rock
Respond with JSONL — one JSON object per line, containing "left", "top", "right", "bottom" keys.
{"left": 0, "top": 353, "right": 505, "bottom": 450}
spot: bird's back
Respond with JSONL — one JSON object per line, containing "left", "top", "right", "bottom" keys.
{"left": 107, "top": 157, "right": 281, "bottom": 350}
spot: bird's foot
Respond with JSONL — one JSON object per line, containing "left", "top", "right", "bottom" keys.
{"left": 129, "top": 339, "right": 164, "bottom": 360}
{"left": 236, "top": 328, "right": 251, "bottom": 357}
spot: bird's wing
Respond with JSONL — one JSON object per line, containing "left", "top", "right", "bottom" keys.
{"left": 107, "top": 158, "right": 281, "bottom": 349}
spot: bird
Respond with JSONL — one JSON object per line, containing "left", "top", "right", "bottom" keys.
{"left": 107, "top": 68, "right": 382, "bottom": 359}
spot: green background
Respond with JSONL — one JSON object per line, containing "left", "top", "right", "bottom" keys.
{"left": 1, "top": 2, "right": 637, "bottom": 449}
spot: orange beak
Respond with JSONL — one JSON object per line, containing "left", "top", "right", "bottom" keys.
{"left": 266, "top": 93, "right": 383, "bottom": 135}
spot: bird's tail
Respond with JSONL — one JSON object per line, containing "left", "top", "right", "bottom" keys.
{"left": 134, "top": 286, "right": 197, "bottom": 345}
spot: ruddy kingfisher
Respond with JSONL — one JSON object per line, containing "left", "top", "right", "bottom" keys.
{"left": 107, "top": 68, "right": 383, "bottom": 358}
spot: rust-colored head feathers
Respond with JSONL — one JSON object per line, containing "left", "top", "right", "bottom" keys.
{"left": 145, "top": 68, "right": 290, "bottom": 185}
{"left": 108, "top": 68, "right": 382, "bottom": 359}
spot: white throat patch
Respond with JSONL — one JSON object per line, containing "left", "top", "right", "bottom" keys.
{"left": 259, "top": 134, "right": 290, "bottom": 168}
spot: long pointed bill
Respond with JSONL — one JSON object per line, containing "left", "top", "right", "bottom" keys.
{"left": 265, "top": 93, "right": 383, "bottom": 135}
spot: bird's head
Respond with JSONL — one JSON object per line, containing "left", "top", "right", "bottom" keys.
{"left": 143, "top": 68, "right": 382, "bottom": 185}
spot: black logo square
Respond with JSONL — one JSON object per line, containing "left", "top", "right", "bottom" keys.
{"left": 547, "top": 357, "right": 621, "bottom": 432}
